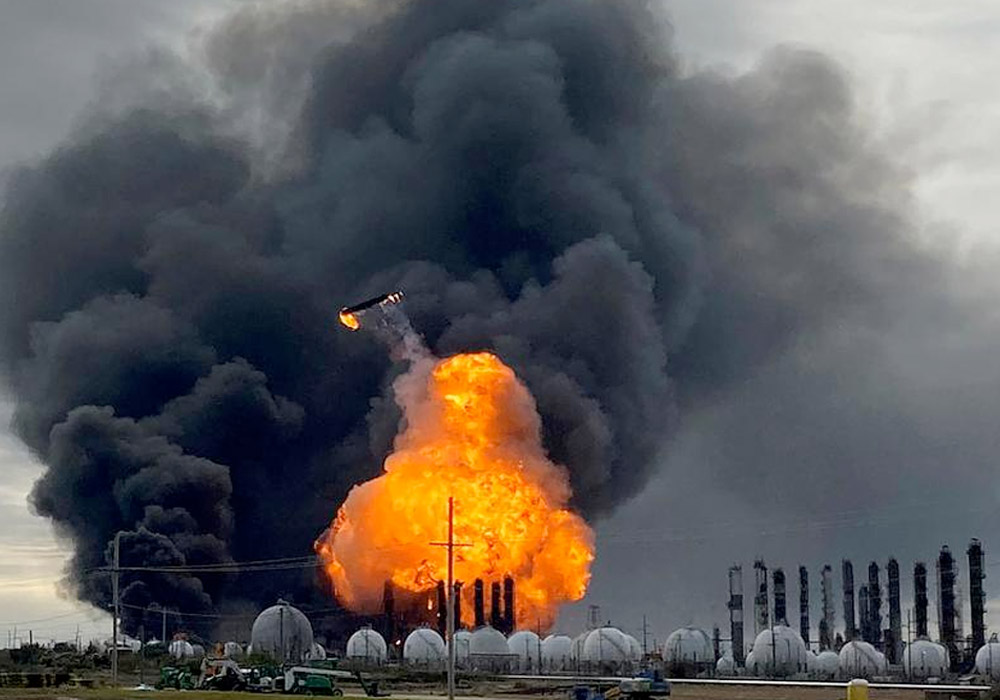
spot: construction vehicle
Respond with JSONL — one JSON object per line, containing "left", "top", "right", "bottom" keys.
{"left": 283, "top": 665, "right": 351, "bottom": 696}
{"left": 155, "top": 666, "right": 194, "bottom": 690}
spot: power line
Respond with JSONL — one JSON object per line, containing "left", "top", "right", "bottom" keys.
{"left": 0, "top": 610, "right": 96, "bottom": 626}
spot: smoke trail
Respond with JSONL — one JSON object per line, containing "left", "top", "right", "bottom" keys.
{"left": 0, "top": 0, "right": 940, "bottom": 634}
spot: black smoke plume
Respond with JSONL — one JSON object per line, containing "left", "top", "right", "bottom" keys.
{"left": 0, "top": 0, "right": 938, "bottom": 636}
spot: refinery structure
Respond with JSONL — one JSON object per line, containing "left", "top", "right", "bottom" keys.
{"left": 116, "top": 537, "right": 1000, "bottom": 685}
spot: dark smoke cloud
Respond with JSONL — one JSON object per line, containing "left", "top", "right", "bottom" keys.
{"left": 0, "top": 0, "right": 955, "bottom": 636}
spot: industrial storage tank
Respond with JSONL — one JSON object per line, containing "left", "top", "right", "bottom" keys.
{"left": 902, "top": 639, "right": 948, "bottom": 679}
{"left": 469, "top": 626, "right": 510, "bottom": 671}
{"left": 222, "top": 641, "right": 243, "bottom": 659}
{"left": 250, "top": 602, "right": 314, "bottom": 662}
{"left": 838, "top": 641, "right": 886, "bottom": 677}
{"left": 749, "top": 625, "right": 808, "bottom": 676}
{"left": 508, "top": 630, "right": 542, "bottom": 671}
{"left": 190, "top": 644, "right": 206, "bottom": 658}
{"left": 452, "top": 630, "right": 473, "bottom": 666}
{"left": 307, "top": 643, "right": 327, "bottom": 660}
{"left": 743, "top": 650, "right": 758, "bottom": 675}
{"left": 716, "top": 654, "right": 736, "bottom": 676}
{"left": 347, "top": 628, "right": 388, "bottom": 663}
{"left": 663, "top": 627, "right": 714, "bottom": 672}
{"left": 169, "top": 640, "right": 194, "bottom": 659}
{"left": 542, "top": 635, "right": 573, "bottom": 671}
{"left": 975, "top": 641, "right": 1000, "bottom": 680}
{"left": 811, "top": 650, "right": 840, "bottom": 678}
{"left": 571, "top": 632, "right": 589, "bottom": 662}
{"left": 583, "top": 627, "right": 632, "bottom": 666}
{"left": 403, "top": 628, "right": 446, "bottom": 666}
{"left": 625, "top": 634, "right": 642, "bottom": 661}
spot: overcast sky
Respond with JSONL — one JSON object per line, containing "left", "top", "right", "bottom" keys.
{"left": 1, "top": 0, "right": 998, "bottom": 648}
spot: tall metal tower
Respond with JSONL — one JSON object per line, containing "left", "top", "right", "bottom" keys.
{"left": 868, "top": 562, "right": 882, "bottom": 649}
{"left": 887, "top": 558, "right": 901, "bottom": 664}
{"left": 938, "top": 546, "right": 958, "bottom": 669}
{"left": 728, "top": 565, "right": 745, "bottom": 666}
{"left": 754, "top": 560, "right": 770, "bottom": 636}
{"left": 858, "top": 585, "right": 871, "bottom": 643}
{"left": 969, "top": 539, "right": 986, "bottom": 651}
{"left": 799, "top": 566, "right": 810, "bottom": 648}
{"left": 842, "top": 560, "right": 857, "bottom": 641}
{"left": 820, "top": 565, "right": 835, "bottom": 650}
{"left": 773, "top": 568, "right": 787, "bottom": 626}
{"left": 914, "top": 562, "right": 929, "bottom": 638}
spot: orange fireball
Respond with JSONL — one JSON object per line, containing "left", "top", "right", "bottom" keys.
{"left": 316, "top": 352, "right": 594, "bottom": 631}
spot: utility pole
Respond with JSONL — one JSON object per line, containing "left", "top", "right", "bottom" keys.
{"left": 112, "top": 531, "right": 121, "bottom": 688}
{"left": 430, "top": 497, "right": 471, "bottom": 700}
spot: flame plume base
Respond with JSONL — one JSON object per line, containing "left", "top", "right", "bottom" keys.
{"left": 316, "top": 352, "right": 595, "bottom": 632}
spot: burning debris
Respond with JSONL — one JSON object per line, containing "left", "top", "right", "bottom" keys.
{"left": 316, "top": 348, "right": 594, "bottom": 631}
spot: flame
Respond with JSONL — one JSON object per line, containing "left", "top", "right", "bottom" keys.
{"left": 338, "top": 309, "right": 360, "bottom": 331}
{"left": 316, "top": 352, "right": 594, "bottom": 631}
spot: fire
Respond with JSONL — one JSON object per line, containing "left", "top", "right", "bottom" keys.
{"left": 316, "top": 352, "right": 594, "bottom": 631}
{"left": 338, "top": 310, "right": 360, "bottom": 331}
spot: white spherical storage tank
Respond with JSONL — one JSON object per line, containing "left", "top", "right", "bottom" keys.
{"left": 542, "top": 635, "right": 573, "bottom": 671}
{"left": 838, "top": 641, "right": 886, "bottom": 677}
{"left": 811, "top": 650, "right": 840, "bottom": 678}
{"left": 403, "top": 628, "right": 446, "bottom": 665}
{"left": 743, "top": 650, "right": 759, "bottom": 675}
{"left": 346, "top": 628, "right": 388, "bottom": 662}
{"left": 902, "top": 639, "right": 949, "bottom": 679}
{"left": 663, "top": 627, "right": 714, "bottom": 667}
{"left": 976, "top": 642, "right": 1000, "bottom": 680}
{"left": 571, "top": 632, "right": 589, "bottom": 662}
{"left": 583, "top": 628, "right": 631, "bottom": 665}
{"left": 223, "top": 641, "right": 243, "bottom": 659}
{"left": 470, "top": 626, "right": 509, "bottom": 656}
{"left": 307, "top": 643, "right": 327, "bottom": 660}
{"left": 452, "top": 630, "right": 473, "bottom": 666}
{"left": 250, "top": 602, "right": 314, "bottom": 662}
{"left": 169, "top": 640, "right": 194, "bottom": 659}
{"left": 716, "top": 654, "right": 736, "bottom": 676}
{"left": 508, "top": 630, "right": 542, "bottom": 671}
{"left": 749, "top": 625, "right": 808, "bottom": 676}
{"left": 625, "top": 634, "right": 642, "bottom": 661}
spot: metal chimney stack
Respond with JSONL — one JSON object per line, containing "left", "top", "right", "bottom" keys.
{"left": 453, "top": 581, "right": 463, "bottom": 630}
{"left": 503, "top": 576, "right": 515, "bottom": 634}
{"left": 728, "top": 565, "right": 745, "bottom": 666}
{"left": 774, "top": 568, "right": 787, "bottom": 626}
{"left": 382, "top": 580, "right": 395, "bottom": 644}
{"left": 887, "top": 558, "right": 901, "bottom": 664}
{"left": 914, "top": 562, "right": 928, "bottom": 638}
{"left": 799, "top": 566, "right": 810, "bottom": 648}
{"left": 868, "top": 562, "right": 882, "bottom": 649}
{"left": 842, "top": 560, "right": 857, "bottom": 641}
{"left": 938, "top": 546, "right": 958, "bottom": 667}
{"left": 859, "top": 585, "right": 871, "bottom": 643}
{"left": 820, "top": 565, "right": 835, "bottom": 650}
{"left": 474, "top": 578, "right": 486, "bottom": 627}
{"left": 754, "top": 560, "right": 769, "bottom": 636}
{"left": 969, "top": 539, "right": 986, "bottom": 651}
{"left": 490, "top": 581, "right": 502, "bottom": 629}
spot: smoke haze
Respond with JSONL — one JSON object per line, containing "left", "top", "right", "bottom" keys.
{"left": 0, "top": 0, "right": 991, "bottom": 638}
